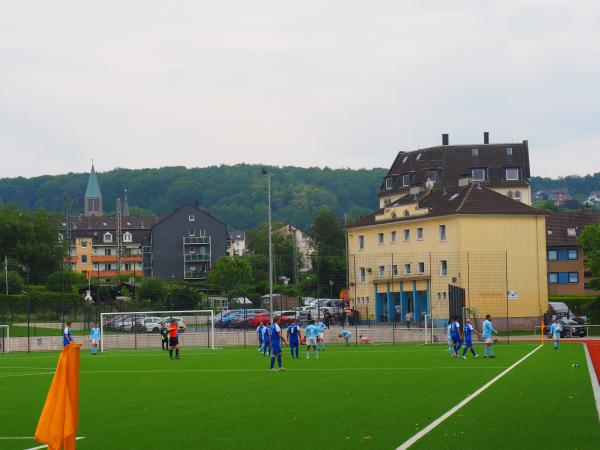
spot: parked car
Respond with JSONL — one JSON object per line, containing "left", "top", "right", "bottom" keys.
{"left": 248, "top": 313, "right": 272, "bottom": 329}
{"left": 128, "top": 316, "right": 165, "bottom": 333}
{"left": 159, "top": 317, "right": 187, "bottom": 333}
{"left": 572, "top": 316, "right": 589, "bottom": 325}
{"left": 546, "top": 319, "right": 587, "bottom": 338}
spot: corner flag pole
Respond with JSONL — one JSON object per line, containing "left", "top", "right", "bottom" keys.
{"left": 540, "top": 320, "right": 545, "bottom": 345}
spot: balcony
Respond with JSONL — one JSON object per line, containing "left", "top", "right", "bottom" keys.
{"left": 184, "top": 253, "right": 210, "bottom": 262}
{"left": 184, "top": 271, "right": 208, "bottom": 280}
{"left": 184, "top": 236, "right": 210, "bottom": 245}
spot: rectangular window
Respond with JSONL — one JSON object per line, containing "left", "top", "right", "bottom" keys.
{"left": 471, "top": 168, "right": 486, "bottom": 181}
{"left": 548, "top": 250, "right": 557, "bottom": 260}
{"left": 558, "top": 272, "right": 569, "bottom": 284}
{"left": 506, "top": 147, "right": 513, "bottom": 156}
{"left": 81, "top": 255, "right": 87, "bottom": 263}
{"left": 189, "top": 228, "right": 195, "bottom": 236}
{"left": 392, "top": 265, "right": 398, "bottom": 276}
{"left": 378, "top": 266, "right": 385, "bottom": 277}
{"left": 568, "top": 272, "right": 579, "bottom": 283}
{"left": 385, "top": 177, "right": 392, "bottom": 190}
{"left": 439, "top": 224, "right": 447, "bottom": 241}
{"left": 403, "top": 229, "right": 410, "bottom": 241}
{"left": 548, "top": 273, "right": 558, "bottom": 284}
{"left": 358, "top": 235, "right": 365, "bottom": 250}
{"left": 359, "top": 267, "right": 366, "bottom": 282}
{"left": 472, "top": 148, "right": 479, "bottom": 156}
{"left": 557, "top": 249, "right": 569, "bottom": 260}
{"left": 404, "top": 263, "right": 411, "bottom": 275}
{"left": 143, "top": 246, "right": 151, "bottom": 253}
{"left": 505, "top": 168, "right": 519, "bottom": 181}
{"left": 378, "top": 233, "right": 384, "bottom": 244}
{"left": 391, "top": 231, "right": 397, "bottom": 242}
{"left": 418, "top": 262, "right": 425, "bottom": 274}
{"left": 188, "top": 214, "right": 195, "bottom": 222}
{"left": 81, "top": 241, "right": 87, "bottom": 248}
{"left": 568, "top": 249, "right": 578, "bottom": 260}
{"left": 105, "top": 264, "right": 112, "bottom": 271}
{"left": 402, "top": 174, "right": 410, "bottom": 187}
{"left": 105, "top": 248, "right": 112, "bottom": 256}
{"left": 417, "top": 227, "right": 424, "bottom": 240}
{"left": 124, "top": 263, "right": 131, "bottom": 271}
{"left": 440, "top": 260, "right": 448, "bottom": 276}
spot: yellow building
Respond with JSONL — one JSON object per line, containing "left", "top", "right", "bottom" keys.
{"left": 346, "top": 183, "right": 548, "bottom": 329}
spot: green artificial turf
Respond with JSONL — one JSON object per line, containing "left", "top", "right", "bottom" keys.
{"left": 0, "top": 342, "right": 598, "bottom": 449}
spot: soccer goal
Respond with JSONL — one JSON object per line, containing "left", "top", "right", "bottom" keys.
{"left": 462, "top": 307, "right": 484, "bottom": 341}
{"left": 0, "top": 325, "right": 9, "bottom": 353}
{"left": 100, "top": 310, "right": 215, "bottom": 352}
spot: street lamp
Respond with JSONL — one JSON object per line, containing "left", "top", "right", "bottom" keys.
{"left": 262, "top": 168, "right": 274, "bottom": 320}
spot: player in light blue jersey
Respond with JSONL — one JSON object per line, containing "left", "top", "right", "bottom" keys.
{"left": 550, "top": 318, "right": 562, "bottom": 349}
{"left": 305, "top": 320, "right": 319, "bottom": 359}
{"left": 263, "top": 322, "right": 271, "bottom": 357}
{"left": 482, "top": 314, "right": 498, "bottom": 358}
{"left": 461, "top": 319, "right": 478, "bottom": 359}
{"left": 339, "top": 329, "right": 351, "bottom": 346}
{"left": 90, "top": 322, "right": 101, "bottom": 355}
{"left": 269, "top": 317, "right": 287, "bottom": 371}
{"left": 315, "top": 319, "right": 326, "bottom": 350}
{"left": 287, "top": 319, "right": 301, "bottom": 359}
{"left": 257, "top": 321, "right": 266, "bottom": 352}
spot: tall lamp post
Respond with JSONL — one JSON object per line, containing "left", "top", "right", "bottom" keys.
{"left": 262, "top": 168, "right": 274, "bottom": 320}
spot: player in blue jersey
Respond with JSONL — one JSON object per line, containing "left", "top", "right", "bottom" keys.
{"left": 63, "top": 321, "right": 73, "bottom": 347}
{"left": 305, "top": 320, "right": 319, "bottom": 359}
{"left": 257, "top": 321, "right": 266, "bottom": 353}
{"left": 450, "top": 316, "right": 463, "bottom": 357}
{"left": 286, "top": 319, "right": 301, "bottom": 359}
{"left": 269, "top": 317, "right": 287, "bottom": 371}
{"left": 550, "top": 318, "right": 562, "bottom": 349}
{"left": 461, "top": 319, "right": 478, "bottom": 359}
{"left": 482, "top": 314, "right": 498, "bottom": 358}
{"left": 263, "top": 322, "right": 271, "bottom": 357}
{"left": 315, "top": 319, "right": 326, "bottom": 350}
{"left": 90, "top": 322, "right": 101, "bottom": 355}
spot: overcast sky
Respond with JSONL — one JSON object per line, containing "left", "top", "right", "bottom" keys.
{"left": 1, "top": 1, "right": 599, "bottom": 179}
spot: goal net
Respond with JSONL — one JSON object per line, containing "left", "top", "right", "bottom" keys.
{"left": 100, "top": 310, "right": 214, "bottom": 352}
{"left": 0, "top": 325, "right": 9, "bottom": 353}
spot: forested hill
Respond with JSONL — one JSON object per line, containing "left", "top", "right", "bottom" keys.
{"left": 1, "top": 165, "right": 599, "bottom": 231}
{"left": 0, "top": 165, "right": 387, "bottom": 230}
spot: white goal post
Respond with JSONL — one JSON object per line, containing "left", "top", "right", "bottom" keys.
{"left": 100, "top": 310, "right": 214, "bottom": 352}
{"left": 0, "top": 325, "right": 9, "bottom": 353}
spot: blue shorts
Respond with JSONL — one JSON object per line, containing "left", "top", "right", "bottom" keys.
{"left": 465, "top": 339, "right": 473, "bottom": 347}
{"left": 259, "top": 338, "right": 263, "bottom": 344}
{"left": 271, "top": 343, "right": 282, "bottom": 354}
{"left": 451, "top": 336, "right": 461, "bottom": 346}
{"left": 289, "top": 340, "right": 299, "bottom": 347}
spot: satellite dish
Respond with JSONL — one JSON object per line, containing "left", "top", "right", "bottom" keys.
{"left": 425, "top": 177, "right": 435, "bottom": 190}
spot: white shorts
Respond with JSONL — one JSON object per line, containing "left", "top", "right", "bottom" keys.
{"left": 90, "top": 339, "right": 99, "bottom": 345}
{"left": 447, "top": 339, "right": 453, "bottom": 346}
{"left": 484, "top": 336, "right": 493, "bottom": 344}
{"left": 306, "top": 337, "right": 317, "bottom": 346}
{"left": 318, "top": 333, "right": 324, "bottom": 340}
{"left": 553, "top": 334, "right": 560, "bottom": 340}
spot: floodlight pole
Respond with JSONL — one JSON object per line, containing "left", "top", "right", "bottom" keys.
{"left": 263, "top": 168, "right": 274, "bottom": 320}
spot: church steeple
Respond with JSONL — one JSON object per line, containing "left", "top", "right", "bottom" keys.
{"left": 84, "top": 163, "right": 103, "bottom": 217}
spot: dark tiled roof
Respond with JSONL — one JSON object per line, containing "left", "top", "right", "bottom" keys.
{"left": 379, "top": 141, "right": 530, "bottom": 196}
{"left": 347, "top": 184, "right": 544, "bottom": 229}
{"left": 71, "top": 228, "right": 151, "bottom": 245}
{"left": 59, "top": 215, "right": 163, "bottom": 231}
{"left": 545, "top": 212, "right": 600, "bottom": 246}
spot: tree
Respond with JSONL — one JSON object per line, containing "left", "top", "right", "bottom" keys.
{"left": 207, "top": 256, "right": 254, "bottom": 299}
{"left": 5, "top": 271, "right": 24, "bottom": 294}
{"left": 46, "top": 270, "right": 87, "bottom": 293}
{"left": 579, "top": 224, "right": 600, "bottom": 291}
{"left": 137, "top": 277, "right": 166, "bottom": 306}
{"left": 533, "top": 200, "right": 559, "bottom": 212}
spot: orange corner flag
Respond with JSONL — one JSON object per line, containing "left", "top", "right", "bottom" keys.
{"left": 35, "top": 343, "right": 81, "bottom": 450}
{"left": 540, "top": 320, "right": 546, "bottom": 345}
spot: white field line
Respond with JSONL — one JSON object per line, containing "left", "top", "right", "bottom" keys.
{"left": 583, "top": 343, "right": 600, "bottom": 423}
{"left": 25, "top": 437, "right": 85, "bottom": 450}
{"left": 396, "top": 344, "right": 543, "bottom": 450}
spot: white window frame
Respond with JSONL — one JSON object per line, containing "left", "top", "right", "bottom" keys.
{"left": 416, "top": 227, "right": 424, "bottom": 240}
{"left": 403, "top": 229, "right": 410, "bottom": 241}
{"left": 378, "top": 266, "right": 385, "bottom": 277}
{"left": 404, "top": 263, "right": 411, "bottom": 275}
{"left": 471, "top": 168, "right": 486, "bottom": 181}
{"left": 440, "top": 260, "right": 448, "bottom": 276}
{"left": 358, "top": 235, "right": 365, "bottom": 250}
{"left": 188, "top": 214, "right": 195, "bottom": 222}
{"left": 392, "top": 264, "right": 398, "bottom": 276}
{"left": 359, "top": 267, "right": 366, "bottom": 282}
{"left": 514, "top": 191, "right": 522, "bottom": 202}
{"left": 472, "top": 148, "right": 479, "bottom": 156}
{"left": 439, "top": 224, "right": 447, "bottom": 241}
{"left": 390, "top": 231, "right": 397, "bottom": 243}
{"left": 123, "top": 232, "right": 132, "bottom": 243}
{"left": 385, "top": 177, "right": 392, "bottom": 190}
{"left": 378, "top": 233, "right": 384, "bottom": 245}
{"left": 418, "top": 262, "right": 425, "bottom": 274}
{"left": 506, "top": 147, "right": 513, "bottom": 156}
{"left": 505, "top": 168, "right": 519, "bottom": 181}
{"left": 402, "top": 174, "right": 410, "bottom": 187}
{"left": 103, "top": 232, "right": 113, "bottom": 243}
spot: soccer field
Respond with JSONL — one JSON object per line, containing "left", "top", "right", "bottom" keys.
{"left": 1, "top": 342, "right": 598, "bottom": 449}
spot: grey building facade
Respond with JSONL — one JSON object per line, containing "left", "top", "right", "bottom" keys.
{"left": 143, "top": 204, "right": 228, "bottom": 281}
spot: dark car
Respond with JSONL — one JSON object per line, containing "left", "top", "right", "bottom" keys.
{"left": 546, "top": 319, "right": 587, "bottom": 338}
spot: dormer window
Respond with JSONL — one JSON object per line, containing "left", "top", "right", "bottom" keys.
{"left": 123, "top": 232, "right": 132, "bottom": 243}
{"left": 189, "top": 214, "right": 195, "bottom": 222}
{"left": 403, "top": 210, "right": 410, "bottom": 217}
{"left": 402, "top": 174, "right": 410, "bottom": 187}
{"left": 471, "top": 168, "right": 486, "bottom": 181}
{"left": 567, "top": 228, "right": 576, "bottom": 237}
{"left": 385, "top": 177, "right": 393, "bottom": 190}
{"left": 506, "top": 147, "right": 513, "bottom": 156}
{"left": 514, "top": 191, "right": 522, "bottom": 202}
{"left": 103, "top": 232, "right": 113, "bottom": 243}
{"left": 472, "top": 148, "right": 479, "bottom": 156}
{"left": 507, "top": 191, "right": 514, "bottom": 199}
{"left": 505, "top": 168, "right": 520, "bottom": 181}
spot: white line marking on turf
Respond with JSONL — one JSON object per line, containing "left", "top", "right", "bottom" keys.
{"left": 0, "top": 437, "right": 35, "bottom": 439}
{"left": 583, "top": 343, "right": 600, "bottom": 423}
{"left": 396, "top": 344, "right": 543, "bottom": 450}
{"left": 25, "top": 437, "right": 85, "bottom": 450}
